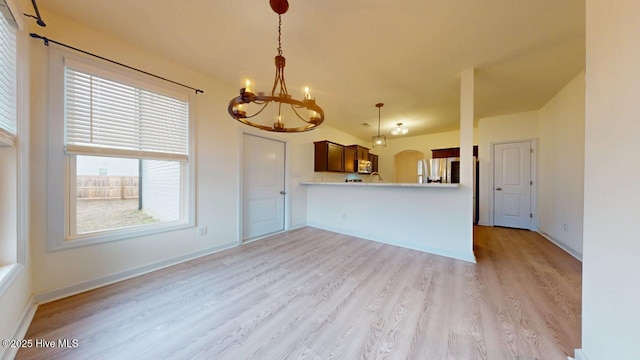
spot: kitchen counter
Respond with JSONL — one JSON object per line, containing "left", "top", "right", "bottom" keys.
{"left": 301, "top": 180, "right": 476, "bottom": 263}
{"left": 301, "top": 181, "right": 459, "bottom": 188}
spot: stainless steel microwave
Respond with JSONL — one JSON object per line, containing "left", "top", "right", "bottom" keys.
{"left": 357, "top": 160, "right": 372, "bottom": 174}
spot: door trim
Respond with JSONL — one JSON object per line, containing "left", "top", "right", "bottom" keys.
{"left": 238, "top": 130, "right": 290, "bottom": 245}
{"left": 489, "top": 138, "right": 537, "bottom": 230}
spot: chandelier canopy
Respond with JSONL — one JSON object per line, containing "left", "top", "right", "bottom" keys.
{"left": 227, "top": 0, "right": 324, "bottom": 132}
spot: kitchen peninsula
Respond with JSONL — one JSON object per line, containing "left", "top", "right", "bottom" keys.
{"left": 301, "top": 181, "right": 476, "bottom": 263}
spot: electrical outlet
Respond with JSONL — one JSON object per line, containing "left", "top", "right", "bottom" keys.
{"left": 563, "top": 223, "right": 568, "bottom": 232}
{"left": 198, "top": 226, "right": 207, "bottom": 236}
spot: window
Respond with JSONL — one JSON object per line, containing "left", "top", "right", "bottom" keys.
{"left": 0, "top": 0, "right": 26, "bottom": 294}
{"left": 48, "top": 48, "right": 195, "bottom": 250}
{"left": 0, "top": 1, "right": 17, "bottom": 146}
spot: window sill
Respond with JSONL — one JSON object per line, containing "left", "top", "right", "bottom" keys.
{"left": 0, "top": 129, "right": 16, "bottom": 147}
{"left": 0, "top": 263, "right": 24, "bottom": 297}
{"left": 49, "top": 221, "right": 194, "bottom": 252}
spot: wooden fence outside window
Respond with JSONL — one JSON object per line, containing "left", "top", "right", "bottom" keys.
{"left": 77, "top": 176, "right": 139, "bottom": 200}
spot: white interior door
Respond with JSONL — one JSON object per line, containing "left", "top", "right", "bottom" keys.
{"left": 242, "top": 134, "right": 286, "bottom": 241}
{"left": 493, "top": 141, "right": 532, "bottom": 229}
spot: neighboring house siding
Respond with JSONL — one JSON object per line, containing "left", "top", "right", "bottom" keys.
{"left": 142, "top": 160, "right": 180, "bottom": 221}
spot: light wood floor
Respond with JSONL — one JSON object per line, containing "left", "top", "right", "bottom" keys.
{"left": 17, "top": 226, "right": 581, "bottom": 360}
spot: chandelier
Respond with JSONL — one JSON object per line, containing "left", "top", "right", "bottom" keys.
{"left": 372, "top": 103, "right": 386, "bottom": 148}
{"left": 227, "top": 0, "right": 324, "bottom": 132}
{"left": 391, "top": 122, "right": 408, "bottom": 135}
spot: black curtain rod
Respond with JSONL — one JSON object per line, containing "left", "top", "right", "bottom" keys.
{"left": 26, "top": 0, "right": 46, "bottom": 27}
{"left": 30, "top": 33, "right": 204, "bottom": 95}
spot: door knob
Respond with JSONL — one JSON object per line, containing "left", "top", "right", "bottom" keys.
{"left": 496, "top": 187, "right": 502, "bottom": 191}
{"left": 280, "top": 191, "right": 286, "bottom": 195}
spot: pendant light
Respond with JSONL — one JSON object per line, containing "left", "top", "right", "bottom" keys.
{"left": 372, "top": 103, "right": 386, "bottom": 148}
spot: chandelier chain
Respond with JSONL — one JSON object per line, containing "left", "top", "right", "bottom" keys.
{"left": 277, "top": 14, "right": 283, "bottom": 56}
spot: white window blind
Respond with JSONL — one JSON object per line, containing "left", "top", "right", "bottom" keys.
{"left": 64, "top": 66, "right": 189, "bottom": 161}
{"left": 0, "top": 9, "right": 17, "bottom": 140}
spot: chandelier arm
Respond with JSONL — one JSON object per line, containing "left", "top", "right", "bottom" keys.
{"left": 243, "top": 102, "right": 271, "bottom": 119}
{"left": 280, "top": 70, "right": 289, "bottom": 96}
{"left": 229, "top": 96, "right": 324, "bottom": 122}
{"left": 271, "top": 68, "right": 281, "bottom": 96}
{"left": 290, "top": 105, "right": 309, "bottom": 122}
{"left": 228, "top": 85, "right": 324, "bottom": 133}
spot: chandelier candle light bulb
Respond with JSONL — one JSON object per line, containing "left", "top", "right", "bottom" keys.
{"left": 274, "top": 114, "right": 284, "bottom": 130}
{"left": 236, "top": 104, "right": 246, "bottom": 117}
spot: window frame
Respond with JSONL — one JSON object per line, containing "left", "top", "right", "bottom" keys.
{"left": 47, "top": 46, "right": 196, "bottom": 252}
{"left": 65, "top": 155, "right": 189, "bottom": 242}
{"left": 0, "top": 0, "right": 17, "bottom": 146}
{"left": 0, "top": 0, "right": 27, "bottom": 296}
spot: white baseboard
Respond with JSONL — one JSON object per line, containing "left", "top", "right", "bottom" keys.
{"left": 537, "top": 231, "right": 582, "bottom": 262}
{"left": 0, "top": 295, "right": 37, "bottom": 360}
{"left": 568, "top": 348, "right": 588, "bottom": 360}
{"left": 34, "top": 242, "right": 237, "bottom": 305}
{"left": 288, "top": 223, "right": 306, "bottom": 231}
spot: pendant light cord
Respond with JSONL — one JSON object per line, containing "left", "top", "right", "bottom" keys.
{"left": 377, "top": 106, "right": 381, "bottom": 136}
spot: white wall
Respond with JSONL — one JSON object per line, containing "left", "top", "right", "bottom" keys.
{"left": 376, "top": 130, "right": 479, "bottom": 182}
{"left": 241, "top": 125, "right": 369, "bottom": 230}
{"left": 538, "top": 73, "right": 585, "bottom": 259}
{"left": 25, "top": 9, "right": 361, "bottom": 300}
{"left": 393, "top": 150, "right": 425, "bottom": 183}
{"left": 0, "top": 0, "right": 32, "bottom": 357}
{"left": 0, "top": 147, "right": 17, "bottom": 265}
{"left": 582, "top": 0, "right": 640, "bottom": 358}
{"left": 477, "top": 111, "right": 539, "bottom": 225}
{"left": 28, "top": 10, "right": 237, "bottom": 295}
{"left": 459, "top": 68, "right": 475, "bottom": 255}
{"left": 0, "top": 269, "right": 31, "bottom": 359}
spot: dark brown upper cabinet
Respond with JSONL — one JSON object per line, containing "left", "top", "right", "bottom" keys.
{"left": 314, "top": 141, "right": 344, "bottom": 172}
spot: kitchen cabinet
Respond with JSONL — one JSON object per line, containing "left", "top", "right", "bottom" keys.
{"left": 314, "top": 141, "right": 344, "bottom": 172}
{"left": 432, "top": 147, "right": 458, "bottom": 158}
{"left": 369, "top": 153, "right": 379, "bottom": 173}
{"left": 345, "top": 145, "right": 371, "bottom": 173}
{"left": 345, "top": 145, "right": 369, "bottom": 161}
{"left": 344, "top": 146, "right": 357, "bottom": 173}
{"left": 432, "top": 146, "right": 478, "bottom": 158}
{"left": 315, "top": 141, "right": 377, "bottom": 173}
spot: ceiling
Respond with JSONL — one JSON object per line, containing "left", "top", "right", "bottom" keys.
{"left": 36, "top": 0, "right": 585, "bottom": 142}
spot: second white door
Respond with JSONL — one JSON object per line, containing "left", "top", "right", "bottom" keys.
{"left": 493, "top": 141, "right": 532, "bottom": 229}
{"left": 242, "top": 134, "right": 286, "bottom": 241}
